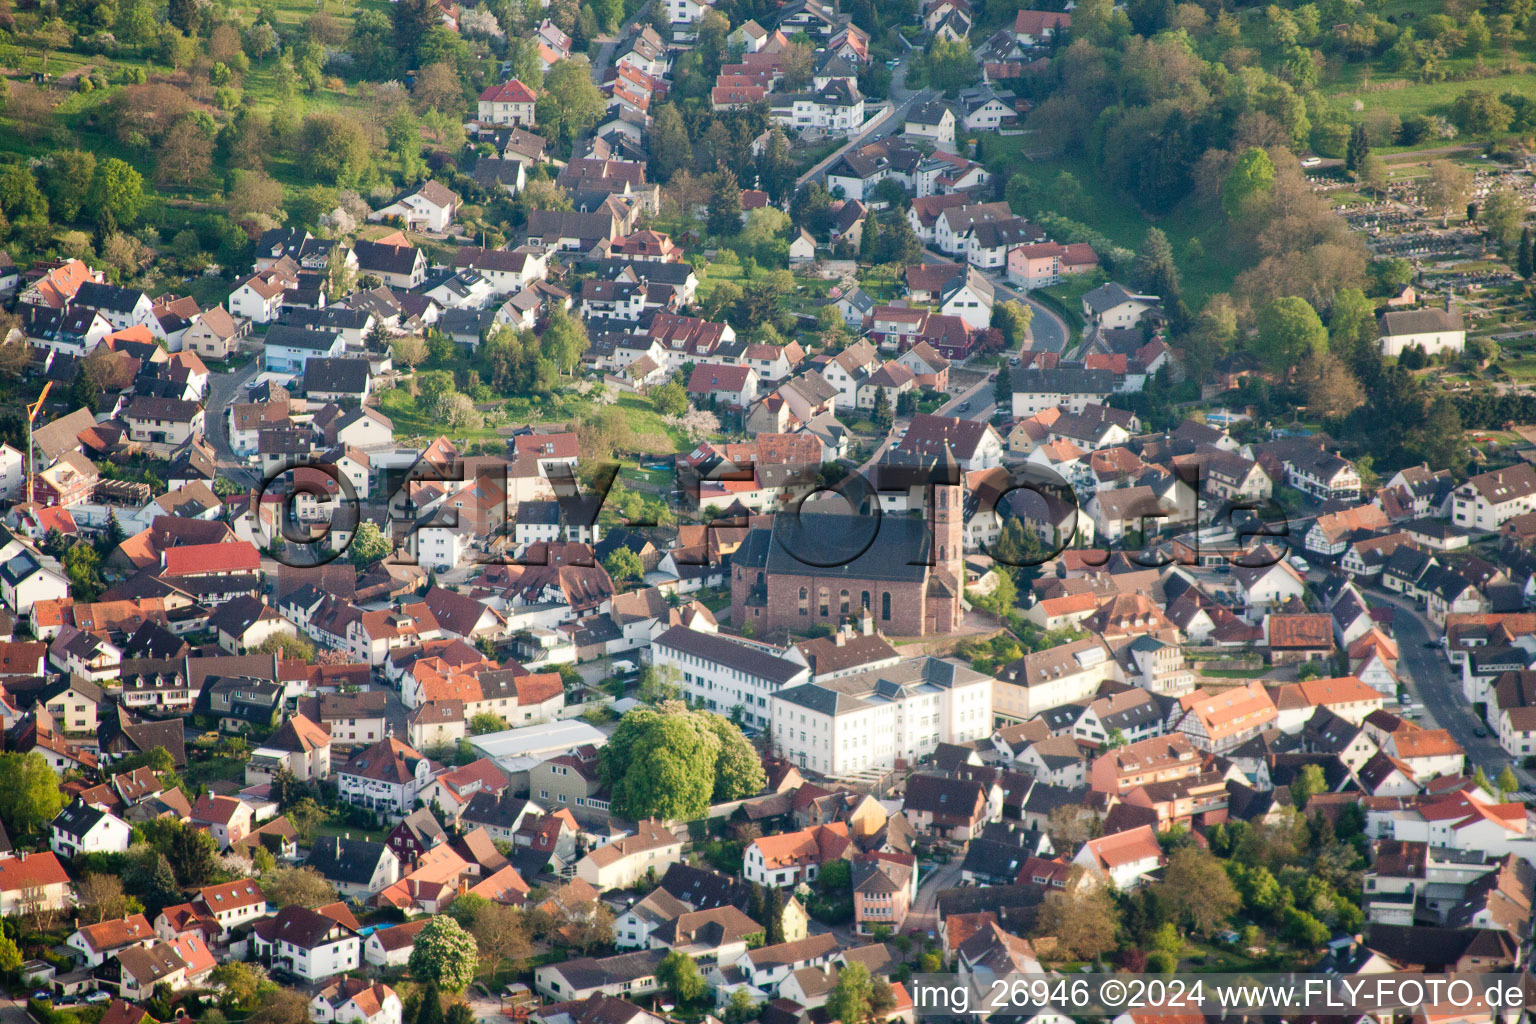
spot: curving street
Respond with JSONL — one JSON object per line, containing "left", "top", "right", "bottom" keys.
{"left": 1368, "top": 587, "right": 1535, "bottom": 792}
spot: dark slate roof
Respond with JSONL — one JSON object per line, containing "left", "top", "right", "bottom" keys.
{"left": 303, "top": 357, "right": 372, "bottom": 395}
{"left": 307, "top": 835, "right": 393, "bottom": 885}
{"left": 52, "top": 797, "right": 111, "bottom": 839}
{"left": 265, "top": 325, "right": 345, "bottom": 352}
{"left": 652, "top": 626, "right": 805, "bottom": 684}
{"left": 764, "top": 512, "right": 931, "bottom": 584}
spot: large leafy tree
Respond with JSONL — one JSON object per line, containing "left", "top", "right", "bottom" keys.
{"left": 1252, "top": 296, "right": 1327, "bottom": 375}
{"left": 1221, "top": 146, "right": 1276, "bottom": 219}
{"left": 658, "top": 951, "right": 705, "bottom": 1003}
{"left": 0, "top": 752, "right": 64, "bottom": 836}
{"left": 599, "top": 702, "right": 766, "bottom": 820}
{"left": 87, "top": 158, "right": 145, "bottom": 230}
{"left": 391, "top": 0, "right": 439, "bottom": 68}
{"left": 649, "top": 104, "right": 692, "bottom": 183}
{"left": 298, "top": 113, "right": 370, "bottom": 186}
{"left": 537, "top": 58, "right": 606, "bottom": 147}
{"left": 409, "top": 917, "right": 480, "bottom": 993}
{"left": 1158, "top": 846, "right": 1241, "bottom": 936}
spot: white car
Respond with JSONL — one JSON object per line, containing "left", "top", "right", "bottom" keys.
{"left": 1301, "top": 156, "right": 1322, "bottom": 168}
{"left": 1288, "top": 556, "right": 1310, "bottom": 573}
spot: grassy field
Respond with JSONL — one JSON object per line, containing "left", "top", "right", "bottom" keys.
{"left": 986, "top": 144, "right": 1237, "bottom": 304}
{"left": 377, "top": 389, "right": 507, "bottom": 442}
{"left": 1325, "top": 61, "right": 1536, "bottom": 141}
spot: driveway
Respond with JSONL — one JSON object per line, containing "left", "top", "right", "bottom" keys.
{"left": 1369, "top": 588, "right": 1535, "bottom": 790}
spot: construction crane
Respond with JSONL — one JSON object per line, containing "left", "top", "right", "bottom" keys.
{"left": 25, "top": 382, "right": 51, "bottom": 507}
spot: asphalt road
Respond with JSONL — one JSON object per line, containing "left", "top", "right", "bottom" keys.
{"left": 796, "top": 56, "right": 930, "bottom": 188}
{"left": 903, "top": 857, "right": 963, "bottom": 938}
{"left": 917, "top": 250, "right": 1068, "bottom": 356}
{"left": 1368, "top": 588, "right": 1534, "bottom": 790}
{"left": 204, "top": 360, "right": 263, "bottom": 491}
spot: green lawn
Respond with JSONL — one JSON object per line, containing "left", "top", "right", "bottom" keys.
{"left": 311, "top": 814, "right": 389, "bottom": 843}
{"left": 985, "top": 145, "right": 1236, "bottom": 304}
{"left": 376, "top": 389, "right": 507, "bottom": 443}
{"left": 1325, "top": 62, "right": 1536, "bottom": 136}
{"left": 609, "top": 394, "right": 692, "bottom": 450}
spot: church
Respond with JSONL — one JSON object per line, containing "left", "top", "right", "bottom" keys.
{"left": 729, "top": 473, "right": 966, "bottom": 636}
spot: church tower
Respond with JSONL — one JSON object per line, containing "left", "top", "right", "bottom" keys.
{"left": 929, "top": 441, "right": 965, "bottom": 586}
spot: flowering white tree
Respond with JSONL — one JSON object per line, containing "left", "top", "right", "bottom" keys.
{"left": 666, "top": 408, "right": 719, "bottom": 442}
{"left": 461, "top": 7, "right": 505, "bottom": 38}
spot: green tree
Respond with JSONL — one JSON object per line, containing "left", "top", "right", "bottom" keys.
{"left": 1520, "top": 228, "right": 1534, "bottom": 279}
{"left": 652, "top": 379, "right": 689, "bottom": 417}
{"left": 537, "top": 58, "right": 606, "bottom": 146}
{"left": 1451, "top": 89, "right": 1515, "bottom": 136}
{"left": 924, "top": 36, "right": 980, "bottom": 94}
{"left": 992, "top": 300, "right": 1033, "bottom": 351}
{"left": 599, "top": 702, "right": 766, "bottom": 819}
{"left": 638, "top": 664, "right": 682, "bottom": 704}
{"left": 707, "top": 170, "right": 744, "bottom": 238}
{"left": 123, "top": 852, "right": 181, "bottom": 915}
{"left": 826, "top": 962, "right": 874, "bottom": 1024}
{"left": 409, "top": 917, "right": 480, "bottom": 993}
{"left": 1032, "top": 885, "right": 1119, "bottom": 961}
{"left": 756, "top": 130, "right": 796, "bottom": 205}
{"left": 1481, "top": 187, "right": 1525, "bottom": 254}
{"left": 1290, "top": 763, "right": 1326, "bottom": 807}
{"left": 649, "top": 104, "right": 692, "bottom": 183}
{"left": 469, "top": 712, "right": 510, "bottom": 735}
{"left": 416, "top": 984, "right": 445, "bottom": 1024}
{"left": 391, "top": 0, "right": 438, "bottom": 68}
{"left": 722, "top": 989, "right": 759, "bottom": 1024}
{"left": 64, "top": 543, "right": 103, "bottom": 600}
{"left": 349, "top": 9, "right": 395, "bottom": 77}
{"left": 0, "top": 931, "right": 22, "bottom": 973}
{"left": 166, "top": 820, "right": 219, "bottom": 885}
{"left": 87, "top": 158, "right": 145, "bottom": 229}
{"left": 349, "top": 521, "right": 393, "bottom": 566}
{"left": 261, "top": 865, "right": 337, "bottom": 908}
{"left": 993, "top": 362, "right": 1012, "bottom": 406}
{"left": 1159, "top": 846, "right": 1241, "bottom": 936}
{"left": 1253, "top": 296, "right": 1328, "bottom": 375}
{"left": 1497, "top": 765, "right": 1520, "bottom": 798}
{"left": 604, "top": 547, "right": 644, "bottom": 584}
{"left": 446, "top": 893, "right": 490, "bottom": 928}
{"left": 658, "top": 951, "right": 706, "bottom": 1004}
{"left": 764, "top": 886, "right": 785, "bottom": 945}
{"left": 1221, "top": 147, "right": 1276, "bottom": 219}
{"left": 0, "top": 753, "right": 65, "bottom": 836}
{"left": 44, "top": 149, "right": 97, "bottom": 223}
{"left": 872, "top": 388, "right": 892, "bottom": 430}
{"left": 543, "top": 306, "right": 590, "bottom": 375}
{"left": 298, "top": 113, "right": 370, "bottom": 186}
{"left": 1408, "top": 396, "right": 1465, "bottom": 473}
{"left": 1345, "top": 122, "right": 1369, "bottom": 174}
{"left": 257, "top": 633, "right": 316, "bottom": 662}
{"left": 1134, "top": 226, "right": 1181, "bottom": 301}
